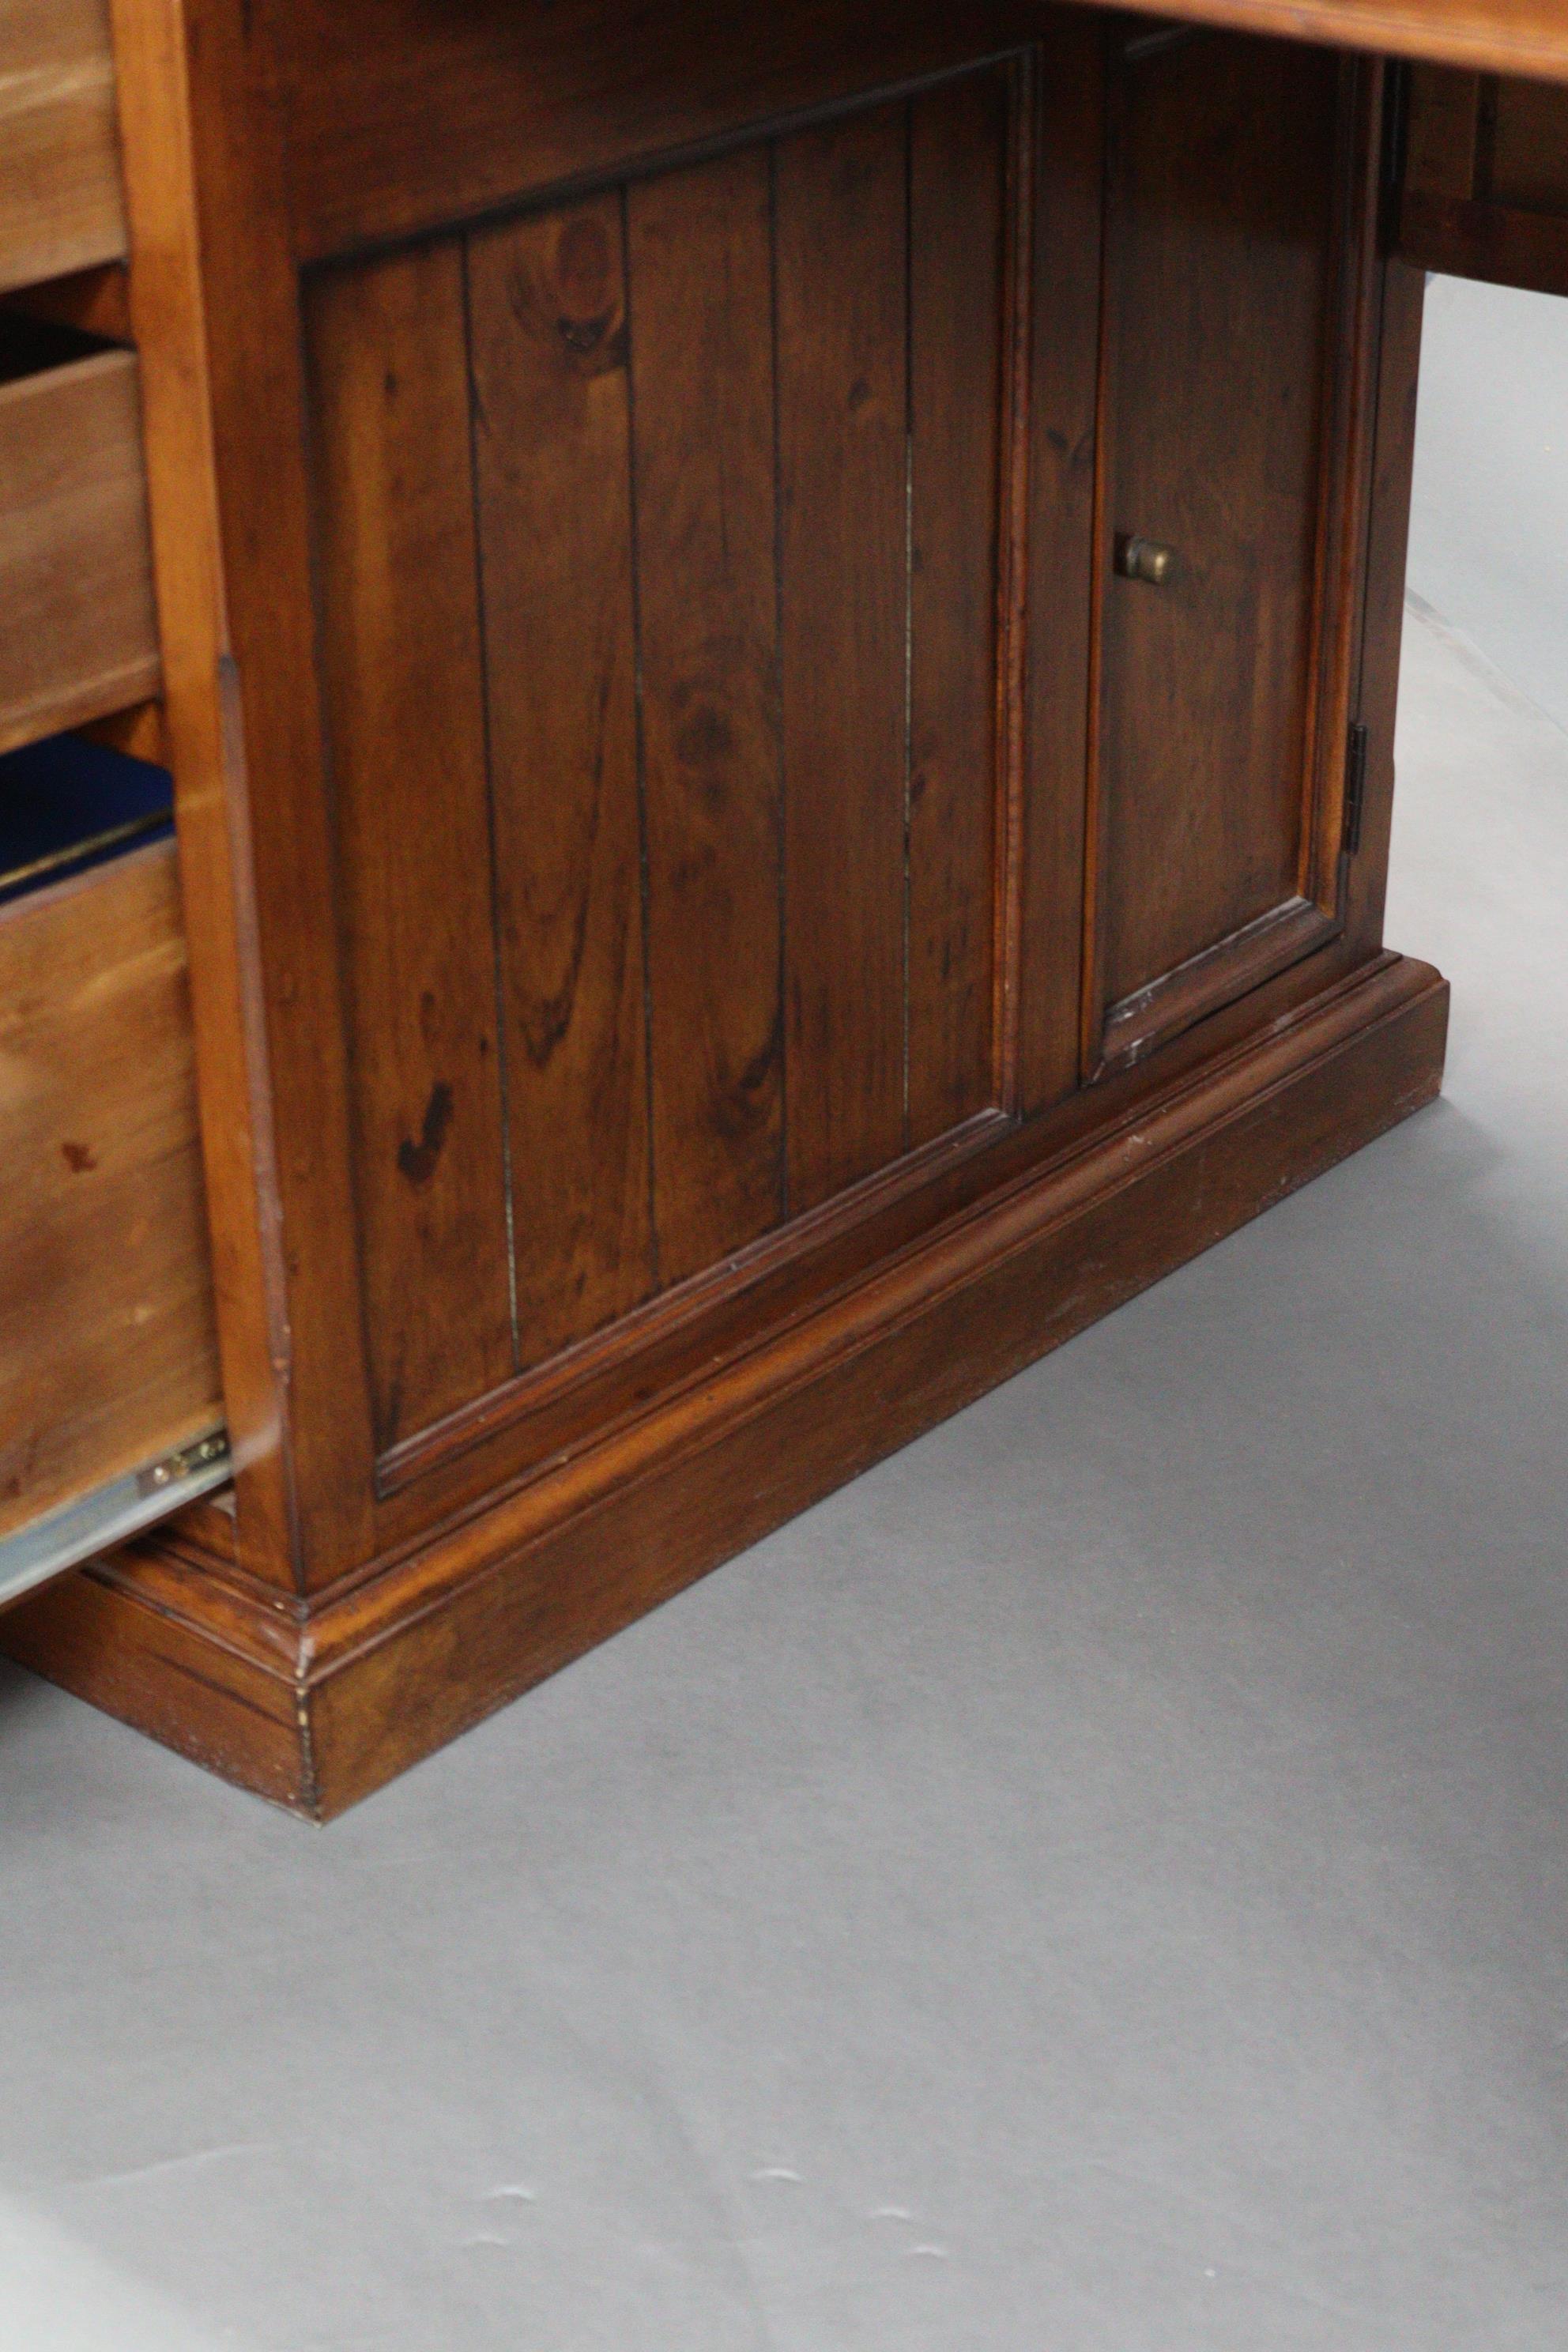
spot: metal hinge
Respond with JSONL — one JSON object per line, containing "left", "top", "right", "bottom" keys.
{"left": 1344, "top": 720, "right": 1370, "bottom": 858}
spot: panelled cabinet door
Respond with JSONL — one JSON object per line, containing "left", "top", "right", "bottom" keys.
{"left": 164, "top": 0, "right": 1394, "bottom": 1595}
{"left": 298, "top": 55, "right": 1034, "bottom": 1511}
{"left": 1086, "top": 27, "right": 1374, "bottom": 1076}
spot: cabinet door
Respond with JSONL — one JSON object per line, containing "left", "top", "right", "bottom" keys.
{"left": 1087, "top": 28, "right": 1369, "bottom": 1074}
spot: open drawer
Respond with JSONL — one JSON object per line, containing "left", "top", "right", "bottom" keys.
{"left": 1397, "top": 64, "right": 1568, "bottom": 296}
{"left": 0, "top": 318, "right": 161, "bottom": 757}
{"left": 0, "top": 761, "right": 226, "bottom": 1609}
{"left": 0, "top": 0, "right": 127, "bottom": 298}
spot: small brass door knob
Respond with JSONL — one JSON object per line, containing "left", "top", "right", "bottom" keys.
{"left": 1114, "top": 532, "right": 1176, "bottom": 586}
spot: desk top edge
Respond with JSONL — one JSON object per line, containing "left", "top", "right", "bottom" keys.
{"left": 1067, "top": 0, "right": 1568, "bottom": 81}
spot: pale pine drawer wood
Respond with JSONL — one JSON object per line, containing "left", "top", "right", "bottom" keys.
{"left": 0, "top": 0, "right": 128, "bottom": 296}
{"left": 0, "top": 838, "right": 220, "bottom": 1545}
{"left": 0, "top": 341, "right": 161, "bottom": 756}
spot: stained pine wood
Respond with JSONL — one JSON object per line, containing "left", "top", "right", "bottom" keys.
{"left": 1490, "top": 77, "right": 1568, "bottom": 209}
{"left": 1061, "top": 0, "right": 1568, "bottom": 81}
{"left": 0, "top": 842, "right": 220, "bottom": 1543}
{"left": 1018, "top": 15, "right": 1103, "bottom": 1117}
{"left": 626, "top": 149, "right": 785, "bottom": 1286}
{"left": 0, "top": 343, "right": 160, "bottom": 756}
{"left": 270, "top": 1, "right": 1050, "bottom": 263}
{"left": 1398, "top": 66, "right": 1568, "bottom": 297}
{"left": 1091, "top": 30, "right": 1341, "bottom": 1066}
{"left": 266, "top": 0, "right": 1568, "bottom": 277}
{"left": 776, "top": 101, "right": 910, "bottom": 1211}
{"left": 1345, "top": 259, "right": 1427, "bottom": 963}
{"left": 0, "top": 0, "right": 126, "bottom": 297}
{"left": 5, "top": 953, "right": 1448, "bottom": 1814}
{"left": 1, "top": 262, "right": 134, "bottom": 343}
{"left": 305, "top": 244, "right": 514, "bottom": 1450}
{"left": 1403, "top": 68, "right": 1483, "bottom": 199}
{"left": 906, "top": 69, "right": 1009, "bottom": 1148}
{"left": 102, "top": 0, "right": 304, "bottom": 1587}
{"left": 1, "top": 2, "right": 1454, "bottom": 1808}
{"left": 468, "top": 196, "right": 657, "bottom": 1366}
{"left": 154, "top": 0, "right": 385, "bottom": 1591}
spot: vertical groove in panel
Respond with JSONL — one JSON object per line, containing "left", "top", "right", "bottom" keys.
{"left": 620, "top": 182, "right": 663, "bottom": 1296}
{"left": 627, "top": 148, "right": 784, "bottom": 1287}
{"left": 467, "top": 197, "right": 654, "bottom": 1372}
{"left": 902, "top": 103, "right": 916, "bottom": 1152}
{"left": 304, "top": 241, "right": 514, "bottom": 1451}
{"left": 776, "top": 100, "right": 910, "bottom": 1215}
{"left": 906, "top": 69, "right": 1009, "bottom": 1149}
{"left": 458, "top": 247, "right": 522, "bottom": 1371}
{"left": 769, "top": 141, "right": 791, "bottom": 1221}
{"left": 990, "top": 53, "right": 1038, "bottom": 1114}
{"left": 1019, "top": 16, "right": 1102, "bottom": 1115}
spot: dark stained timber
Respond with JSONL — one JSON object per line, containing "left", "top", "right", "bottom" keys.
{"left": 626, "top": 149, "right": 786, "bottom": 1286}
{"left": 906, "top": 68, "right": 1010, "bottom": 1147}
{"left": 305, "top": 242, "right": 514, "bottom": 1449}
{"left": 775, "top": 100, "right": 910, "bottom": 1212}
{"left": 467, "top": 196, "right": 658, "bottom": 1372}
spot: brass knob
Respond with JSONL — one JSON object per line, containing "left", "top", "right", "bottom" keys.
{"left": 1115, "top": 532, "right": 1176, "bottom": 587}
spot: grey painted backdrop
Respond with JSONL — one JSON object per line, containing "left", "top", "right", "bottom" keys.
{"left": 1408, "top": 273, "right": 1568, "bottom": 732}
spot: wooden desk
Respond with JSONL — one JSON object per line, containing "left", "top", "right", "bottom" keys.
{"left": 1, "top": 0, "right": 1562, "bottom": 1814}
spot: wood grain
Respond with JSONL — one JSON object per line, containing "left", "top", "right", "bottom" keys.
{"left": 154, "top": 0, "right": 385, "bottom": 1589}
{"left": 0, "top": 345, "right": 160, "bottom": 756}
{"left": 267, "top": 0, "right": 1043, "bottom": 263}
{"left": 1092, "top": 32, "right": 1340, "bottom": 1057}
{"left": 305, "top": 243, "right": 514, "bottom": 1450}
{"left": 105, "top": 0, "right": 307, "bottom": 1587}
{"left": 1491, "top": 76, "right": 1568, "bottom": 209}
{"left": 1017, "top": 14, "right": 1102, "bottom": 1117}
{"left": 1059, "top": 0, "right": 1568, "bottom": 83}
{"left": 1345, "top": 260, "right": 1427, "bottom": 962}
{"left": 906, "top": 69, "right": 1008, "bottom": 1148}
{"left": 30, "top": 4, "right": 1446, "bottom": 1807}
{"left": 4, "top": 953, "right": 1448, "bottom": 1815}
{"left": 627, "top": 149, "right": 786, "bottom": 1286}
{"left": 1, "top": 262, "right": 134, "bottom": 342}
{"left": 0, "top": 842, "right": 220, "bottom": 1542}
{"left": 0, "top": 0, "right": 127, "bottom": 296}
{"left": 1398, "top": 67, "right": 1568, "bottom": 296}
{"left": 1399, "top": 188, "right": 1568, "bottom": 296}
{"left": 468, "top": 196, "right": 656, "bottom": 1367}
{"left": 776, "top": 101, "right": 910, "bottom": 1211}
{"left": 267, "top": 0, "right": 1568, "bottom": 274}
{"left": 1402, "top": 67, "right": 1483, "bottom": 200}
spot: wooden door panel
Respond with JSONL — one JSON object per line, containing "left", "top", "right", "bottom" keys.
{"left": 628, "top": 149, "right": 786, "bottom": 1290}
{"left": 1091, "top": 28, "right": 1348, "bottom": 1072}
{"left": 907, "top": 70, "right": 1011, "bottom": 1148}
{"left": 269, "top": 0, "right": 1046, "bottom": 264}
{"left": 305, "top": 243, "right": 515, "bottom": 1451}
{"left": 776, "top": 101, "right": 911, "bottom": 1213}
{"left": 302, "top": 62, "right": 1020, "bottom": 1464}
{"left": 468, "top": 197, "right": 658, "bottom": 1375}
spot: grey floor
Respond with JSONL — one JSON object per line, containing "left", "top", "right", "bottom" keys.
{"left": 4, "top": 280, "right": 1568, "bottom": 2351}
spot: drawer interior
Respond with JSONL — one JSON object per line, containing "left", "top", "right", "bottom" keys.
{"left": 0, "top": 727, "right": 172, "bottom": 906}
